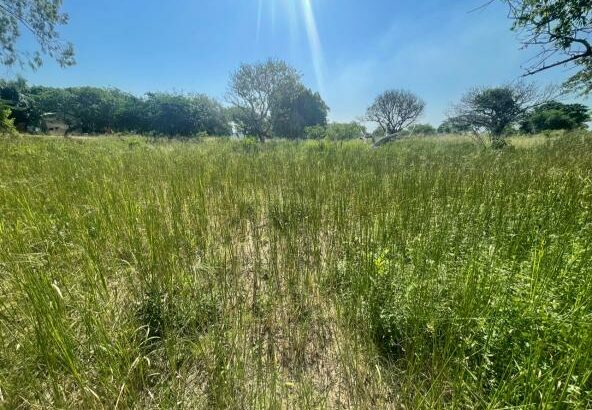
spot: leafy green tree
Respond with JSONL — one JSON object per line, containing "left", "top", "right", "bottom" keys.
{"left": 143, "top": 92, "right": 229, "bottom": 137}
{"left": 61, "top": 87, "right": 120, "bottom": 133}
{"left": 303, "top": 125, "right": 327, "bottom": 140}
{"left": 29, "top": 85, "right": 72, "bottom": 130}
{"left": 437, "top": 118, "right": 472, "bottom": 134}
{"left": 504, "top": 0, "right": 591, "bottom": 94}
{"left": 0, "top": 0, "right": 74, "bottom": 68}
{"left": 449, "top": 83, "right": 551, "bottom": 145}
{"left": 1, "top": 80, "right": 231, "bottom": 136}
{"left": 111, "top": 91, "right": 146, "bottom": 133}
{"left": 411, "top": 123, "right": 436, "bottom": 135}
{"left": 271, "top": 84, "right": 328, "bottom": 139}
{"left": 227, "top": 59, "right": 301, "bottom": 141}
{"left": 366, "top": 89, "right": 425, "bottom": 146}
{"left": 520, "top": 101, "right": 590, "bottom": 133}
{"left": 0, "top": 77, "right": 39, "bottom": 129}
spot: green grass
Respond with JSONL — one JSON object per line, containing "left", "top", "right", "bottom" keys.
{"left": 1, "top": 134, "right": 591, "bottom": 408}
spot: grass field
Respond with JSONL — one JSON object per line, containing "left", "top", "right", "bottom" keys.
{"left": 1, "top": 134, "right": 591, "bottom": 408}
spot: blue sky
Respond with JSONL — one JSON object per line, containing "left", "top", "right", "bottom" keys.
{"left": 3, "top": 0, "right": 589, "bottom": 126}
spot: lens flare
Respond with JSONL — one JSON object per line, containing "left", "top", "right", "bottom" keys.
{"left": 301, "top": 0, "right": 325, "bottom": 94}
{"left": 255, "top": 0, "right": 326, "bottom": 94}
{"left": 256, "top": 0, "right": 263, "bottom": 41}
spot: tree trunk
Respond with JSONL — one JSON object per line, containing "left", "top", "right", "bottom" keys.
{"left": 372, "top": 132, "right": 399, "bottom": 148}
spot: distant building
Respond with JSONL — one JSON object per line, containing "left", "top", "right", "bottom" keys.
{"left": 42, "top": 113, "right": 72, "bottom": 136}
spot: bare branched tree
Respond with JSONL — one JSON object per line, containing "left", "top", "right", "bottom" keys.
{"left": 366, "top": 89, "right": 425, "bottom": 147}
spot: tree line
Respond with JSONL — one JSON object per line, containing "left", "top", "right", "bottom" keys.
{"left": 1, "top": 60, "right": 590, "bottom": 145}
{"left": 0, "top": 79, "right": 230, "bottom": 136}
{"left": 0, "top": 61, "right": 329, "bottom": 138}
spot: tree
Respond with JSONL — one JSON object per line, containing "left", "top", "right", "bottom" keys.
{"left": 65, "top": 87, "right": 123, "bottom": 133}
{"left": 437, "top": 118, "right": 472, "bottom": 134}
{"left": 304, "top": 122, "right": 366, "bottom": 140}
{"left": 504, "top": 0, "right": 592, "bottom": 94}
{"left": 227, "top": 59, "right": 301, "bottom": 142}
{"left": 0, "top": 77, "right": 38, "bottom": 130}
{"left": 29, "top": 85, "right": 72, "bottom": 130}
{"left": 271, "top": 84, "right": 328, "bottom": 139}
{"left": 520, "top": 101, "right": 590, "bottom": 133}
{"left": 111, "top": 91, "right": 146, "bottom": 133}
{"left": 1, "top": 80, "right": 234, "bottom": 137}
{"left": 366, "top": 89, "right": 425, "bottom": 146}
{"left": 448, "top": 83, "right": 551, "bottom": 146}
{"left": 143, "top": 92, "right": 230, "bottom": 137}
{"left": 0, "top": 0, "right": 74, "bottom": 68}
{"left": 411, "top": 123, "right": 436, "bottom": 135}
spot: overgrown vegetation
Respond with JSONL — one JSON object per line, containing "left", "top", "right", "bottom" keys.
{"left": 1, "top": 133, "right": 591, "bottom": 408}
{"left": 0, "top": 102, "right": 15, "bottom": 134}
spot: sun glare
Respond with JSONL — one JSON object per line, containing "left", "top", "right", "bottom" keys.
{"left": 256, "top": 0, "right": 326, "bottom": 93}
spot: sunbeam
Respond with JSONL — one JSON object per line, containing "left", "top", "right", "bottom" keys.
{"left": 255, "top": 0, "right": 326, "bottom": 94}
{"left": 256, "top": 0, "right": 264, "bottom": 41}
{"left": 300, "top": 0, "right": 325, "bottom": 94}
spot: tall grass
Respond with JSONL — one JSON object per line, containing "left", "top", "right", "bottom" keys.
{"left": 0, "top": 134, "right": 590, "bottom": 408}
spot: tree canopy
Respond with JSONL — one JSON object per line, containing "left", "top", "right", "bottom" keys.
{"left": 227, "top": 59, "right": 302, "bottom": 141}
{"left": 0, "top": 79, "right": 231, "bottom": 136}
{"left": 0, "top": 0, "right": 74, "bottom": 68}
{"left": 520, "top": 101, "right": 590, "bottom": 133}
{"left": 366, "top": 89, "right": 425, "bottom": 146}
{"left": 437, "top": 118, "right": 472, "bottom": 134}
{"left": 271, "top": 84, "right": 328, "bottom": 139}
{"left": 448, "top": 83, "right": 552, "bottom": 144}
{"left": 411, "top": 123, "right": 437, "bottom": 135}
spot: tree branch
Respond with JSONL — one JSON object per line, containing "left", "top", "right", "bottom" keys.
{"left": 523, "top": 51, "right": 591, "bottom": 76}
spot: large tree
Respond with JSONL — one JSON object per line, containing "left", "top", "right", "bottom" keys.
{"left": 448, "top": 83, "right": 551, "bottom": 146}
{"left": 227, "top": 59, "right": 301, "bottom": 142}
{"left": 520, "top": 101, "right": 590, "bottom": 133}
{"left": 504, "top": 0, "right": 592, "bottom": 94}
{"left": 0, "top": 0, "right": 74, "bottom": 68}
{"left": 270, "top": 84, "right": 328, "bottom": 139}
{"left": 366, "top": 89, "right": 425, "bottom": 146}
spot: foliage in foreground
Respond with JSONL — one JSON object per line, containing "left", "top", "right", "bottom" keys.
{"left": 0, "top": 103, "right": 15, "bottom": 134}
{"left": 0, "top": 0, "right": 74, "bottom": 68}
{"left": 0, "top": 134, "right": 591, "bottom": 408}
{"left": 505, "top": 0, "right": 592, "bottom": 95}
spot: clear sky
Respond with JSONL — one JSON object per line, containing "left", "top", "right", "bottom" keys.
{"left": 2, "top": 0, "right": 589, "bottom": 126}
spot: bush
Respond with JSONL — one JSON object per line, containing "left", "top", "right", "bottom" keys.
{"left": 304, "top": 122, "right": 366, "bottom": 140}
{"left": 0, "top": 104, "right": 16, "bottom": 135}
